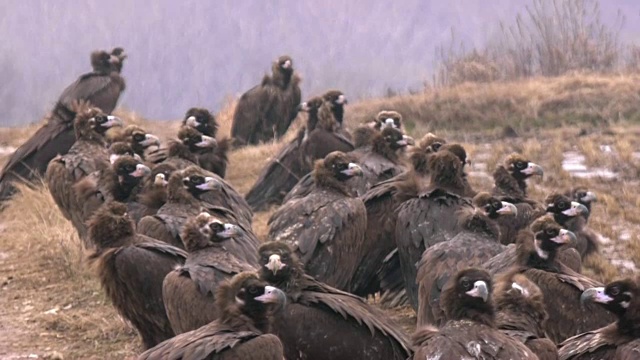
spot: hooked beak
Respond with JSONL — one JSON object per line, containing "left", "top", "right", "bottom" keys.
{"left": 335, "top": 95, "right": 347, "bottom": 105}
{"left": 496, "top": 202, "right": 518, "bottom": 216}
{"left": 521, "top": 162, "right": 544, "bottom": 176}
{"left": 510, "top": 282, "right": 529, "bottom": 297}
{"left": 214, "top": 223, "right": 240, "bottom": 239}
{"left": 466, "top": 281, "right": 489, "bottom": 302}
{"left": 154, "top": 173, "right": 167, "bottom": 186}
{"left": 341, "top": 163, "right": 363, "bottom": 177}
{"left": 266, "top": 254, "right": 286, "bottom": 275}
{"left": 109, "top": 55, "right": 119, "bottom": 64}
{"left": 254, "top": 286, "right": 287, "bottom": 311}
{"left": 130, "top": 164, "right": 151, "bottom": 178}
{"left": 195, "top": 135, "right": 217, "bottom": 149}
{"left": 382, "top": 118, "right": 396, "bottom": 129}
{"left": 551, "top": 229, "right": 576, "bottom": 245}
{"left": 139, "top": 134, "right": 160, "bottom": 147}
{"left": 185, "top": 116, "right": 198, "bottom": 128}
{"left": 581, "top": 287, "right": 614, "bottom": 305}
{"left": 562, "top": 202, "right": 590, "bottom": 217}
{"left": 297, "top": 102, "right": 309, "bottom": 112}
{"left": 581, "top": 192, "right": 597, "bottom": 203}
{"left": 281, "top": 60, "right": 291, "bottom": 69}
{"left": 195, "top": 176, "right": 222, "bottom": 191}
{"left": 396, "top": 135, "right": 414, "bottom": 147}
{"left": 102, "top": 116, "right": 124, "bottom": 128}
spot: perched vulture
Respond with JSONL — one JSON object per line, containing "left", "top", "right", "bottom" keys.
{"left": 559, "top": 278, "right": 640, "bottom": 359}
{"left": 0, "top": 49, "right": 126, "bottom": 203}
{"left": 244, "top": 97, "right": 323, "bottom": 211}
{"left": 231, "top": 55, "right": 302, "bottom": 146}
{"left": 163, "top": 213, "right": 256, "bottom": 334}
{"left": 267, "top": 151, "right": 365, "bottom": 290}
{"left": 440, "top": 143, "right": 476, "bottom": 198}
{"left": 352, "top": 110, "right": 404, "bottom": 149}
{"left": 258, "top": 242, "right": 412, "bottom": 360}
{"left": 416, "top": 193, "right": 516, "bottom": 327}
{"left": 139, "top": 272, "right": 286, "bottom": 360}
{"left": 565, "top": 187, "right": 597, "bottom": 220}
{"left": 494, "top": 271, "right": 559, "bottom": 360}
{"left": 412, "top": 268, "right": 538, "bottom": 359}
{"left": 395, "top": 148, "right": 473, "bottom": 309}
{"left": 87, "top": 202, "right": 187, "bottom": 349}
{"left": 109, "top": 125, "right": 160, "bottom": 160}
{"left": 46, "top": 106, "right": 123, "bottom": 243}
{"left": 130, "top": 163, "right": 178, "bottom": 222}
{"left": 545, "top": 193, "right": 598, "bottom": 257}
{"left": 182, "top": 108, "right": 229, "bottom": 178}
{"left": 146, "top": 127, "right": 217, "bottom": 170}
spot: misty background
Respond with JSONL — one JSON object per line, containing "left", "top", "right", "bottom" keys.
{"left": 1, "top": 0, "right": 639, "bottom": 126}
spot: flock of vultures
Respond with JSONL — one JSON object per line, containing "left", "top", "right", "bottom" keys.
{"left": 0, "top": 48, "right": 638, "bottom": 360}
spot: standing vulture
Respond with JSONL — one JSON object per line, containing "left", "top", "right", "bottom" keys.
{"left": 182, "top": 108, "right": 230, "bottom": 178}
{"left": 258, "top": 242, "right": 412, "bottom": 360}
{"left": 231, "top": 55, "right": 301, "bottom": 146}
{"left": 412, "top": 268, "right": 538, "bottom": 359}
{"left": 87, "top": 202, "right": 188, "bottom": 349}
{"left": 395, "top": 147, "right": 473, "bottom": 309}
{"left": 267, "top": 151, "right": 365, "bottom": 290}
{"left": 139, "top": 272, "right": 286, "bottom": 360}
{"left": 559, "top": 278, "right": 640, "bottom": 359}
{"left": 416, "top": 193, "right": 516, "bottom": 327}
{"left": 163, "top": 213, "right": 256, "bottom": 334}
{"left": 0, "top": 49, "right": 126, "bottom": 203}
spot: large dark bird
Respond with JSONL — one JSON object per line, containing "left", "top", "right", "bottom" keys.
{"left": 492, "top": 153, "right": 544, "bottom": 202}
{"left": 258, "top": 242, "right": 412, "bottom": 360}
{"left": 139, "top": 272, "right": 286, "bottom": 360}
{"left": 130, "top": 163, "right": 178, "bottom": 222}
{"left": 146, "top": 127, "right": 217, "bottom": 170}
{"left": 231, "top": 55, "right": 302, "bottom": 146}
{"left": 559, "top": 278, "right": 640, "bottom": 359}
{"left": 352, "top": 110, "right": 404, "bottom": 148}
{"left": 46, "top": 105, "right": 123, "bottom": 243}
{"left": 182, "top": 108, "right": 230, "bottom": 178}
{"left": 416, "top": 193, "right": 516, "bottom": 327}
{"left": 0, "top": 49, "right": 126, "bottom": 203}
{"left": 395, "top": 148, "right": 473, "bottom": 309}
{"left": 494, "top": 271, "right": 559, "bottom": 360}
{"left": 412, "top": 268, "right": 537, "bottom": 359}
{"left": 267, "top": 151, "right": 365, "bottom": 290}
{"left": 110, "top": 125, "right": 160, "bottom": 160}
{"left": 545, "top": 193, "right": 598, "bottom": 257}
{"left": 164, "top": 213, "right": 256, "bottom": 334}
{"left": 87, "top": 202, "right": 187, "bottom": 349}
{"left": 565, "top": 187, "right": 597, "bottom": 220}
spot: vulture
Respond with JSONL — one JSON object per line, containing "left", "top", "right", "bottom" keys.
{"left": 109, "top": 125, "right": 160, "bottom": 160}
{"left": 0, "top": 49, "right": 125, "bottom": 203}
{"left": 108, "top": 141, "right": 142, "bottom": 162}
{"left": 412, "top": 268, "right": 538, "bottom": 359}
{"left": 258, "top": 242, "right": 412, "bottom": 360}
{"left": 559, "top": 278, "right": 640, "bottom": 359}
{"left": 267, "top": 151, "right": 366, "bottom": 290}
{"left": 416, "top": 193, "right": 516, "bottom": 327}
{"left": 244, "top": 96, "right": 323, "bottom": 211}
{"left": 163, "top": 213, "right": 256, "bottom": 334}
{"left": 146, "top": 127, "right": 217, "bottom": 170}
{"left": 565, "top": 187, "right": 597, "bottom": 220}
{"left": 496, "top": 216, "right": 615, "bottom": 343}
{"left": 182, "top": 108, "right": 229, "bottom": 178}
{"left": 139, "top": 272, "right": 286, "bottom": 360}
{"left": 545, "top": 193, "right": 598, "bottom": 257}
{"left": 231, "top": 55, "right": 302, "bottom": 146}
{"left": 494, "top": 271, "right": 559, "bottom": 360}
{"left": 87, "top": 202, "right": 187, "bottom": 349}
{"left": 46, "top": 105, "right": 123, "bottom": 243}
{"left": 352, "top": 110, "right": 404, "bottom": 148}
{"left": 131, "top": 163, "right": 178, "bottom": 222}
{"left": 440, "top": 143, "right": 476, "bottom": 198}
{"left": 395, "top": 147, "right": 473, "bottom": 309}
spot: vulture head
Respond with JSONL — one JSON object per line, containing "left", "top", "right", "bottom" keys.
{"left": 216, "top": 272, "right": 287, "bottom": 332}
{"left": 108, "top": 142, "right": 142, "bottom": 163}
{"left": 503, "top": 153, "right": 544, "bottom": 180}
{"left": 178, "top": 127, "right": 217, "bottom": 154}
{"left": 110, "top": 47, "right": 127, "bottom": 72}
{"left": 473, "top": 192, "right": 518, "bottom": 220}
{"left": 175, "top": 166, "right": 222, "bottom": 198}
{"left": 181, "top": 212, "right": 241, "bottom": 252}
{"left": 90, "top": 50, "right": 119, "bottom": 73}
{"left": 544, "top": 193, "right": 589, "bottom": 224}
{"left": 567, "top": 187, "right": 597, "bottom": 215}
{"left": 122, "top": 125, "right": 160, "bottom": 154}
{"left": 323, "top": 90, "right": 347, "bottom": 107}
{"left": 376, "top": 127, "right": 414, "bottom": 153}
{"left": 258, "top": 241, "right": 303, "bottom": 289}
{"left": 518, "top": 215, "right": 576, "bottom": 265}
{"left": 275, "top": 55, "right": 294, "bottom": 75}
{"left": 440, "top": 143, "right": 470, "bottom": 168}
{"left": 427, "top": 149, "right": 465, "bottom": 191}
{"left": 494, "top": 272, "right": 548, "bottom": 334}
{"left": 442, "top": 268, "right": 494, "bottom": 326}
{"left": 74, "top": 108, "right": 123, "bottom": 141}
{"left": 581, "top": 278, "right": 638, "bottom": 319}
{"left": 298, "top": 97, "right": 324, "bottom": 113}
{"left": 314, "top": 151, "right": 363, "bottom": 188}
{"left": 408, "top": 133, "right": 447, "bottom": 175}
{"left": 183, "top": 108, "right": 218, "bottom": 137}
{"left": 111, "top": 155, "right": 150, "bottom": 187}
{"left": 375, "top": 110, "right": 403, "bottom": 130}
{"left": 148, "top": 163, "right": 176, "bottom": 189}
{"left": 87, "top": 201, "right": 134, "bottom": 249}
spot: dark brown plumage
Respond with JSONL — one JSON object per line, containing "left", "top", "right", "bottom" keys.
{"left": 412, "top": 268, "right": 537, "bottom": 359}
{"left": 492, "top": 153, "right": 544, "bottom": 202}
{"left": 139, "top": 272, "right": 286, "bottom": 360}
{"left": 182, "top": 108, "right": 229, "bottom": 178}
{"left": 87, "top": 202, "right": 187, "bottom": 349}
{"left": 46, "top": 105, "right": 123, "bottom": 243}
{"left": 0, "top": 49, "right": 125, "bottom": 203}
{"left": 565, "top": 187, "right": 597, "bottom": 220}
{"left": 267, "top": 151, "right": 366, "bottom": 290}
{"left": 352, "top": 110, "right": 404, "bottom": 148}
{"left": 147, "top": 127, "right": 217, "bottom": 170}
{"left": 110, "top": 125, "right": 160, "bottom": 160}
{"left": 258, "top": 242, "right": 412, "bottom": 360}
{"left": 231, "top": 55, "right": 302, "bottom": 146}
{"left": 163, "top": 213, "right": 256, "bottom": 334}
{"left": 416, "top": 193, "right": 514, "bottom": 327}
{"left": 494, "top": 272, "right": 559, "bottom": 360}
{"left": 545, "top": 193, "right": 598, "bottom": 257}
{"left": 559, "top": 278, "right": 640, "bottom": 360}
{"left": 130, "top": 163, "right": 177, "bottom": 222}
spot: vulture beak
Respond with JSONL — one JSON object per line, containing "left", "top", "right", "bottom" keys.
{"left": 254, "top": 286, "right": 287, "bottom": 311}
{"left": 282, "top": 60, "right": 292, "bottom": 69}
{"left": 551, "top": 229, "right": 576, "bottom": 245}
{"left": 154, "top": 173, "right": 167, "bottom": 186}
{"left": 140, "top": 134, "right": 160, "bottom": 147}
{"left": 266, "top": 254, "right": 286, "bottom": 275}
{"left": 130, "top": 164, "right": 151, "bottom": 178}
{"left": 581, "top": 287, "right": 614, "bottom": 305}
{"left": 336, "top": 95, "right": 347, "bottom": 105}
{"left": 562, "top": 202, "right": 590, "bottom": 217}
{"left": 118, "top": 51, "right": 128, "bottom": 60}
{"left": 521, "top": 162, "right": 544, "bottom": 176}
{"left": 496, "top": 202, "right": 518, "bottom": 216}
{"left": 466, "top": 281, "right": 489, "bottom": 302}
{"left": 297, "top": 102, "right": 309, "bottom": 112}
{"left": 341, "top": 163, "right": 363, "bottom": 177}
{"left": 383, "top": 118, "right": 395, "bottom": 128}
{"left": 510, "top": 282, "right": 529, "bottom": 297}
{"left": 396, "top": 135, "right": 414, "bottom": 147}
{"left": 109, "top": 55, "right": 119, "bottom": 64}
{"left": 215, "top": 223, "right": 240, "bottom": 239}
{"left": 581, "top": 192, "right": 597, "bottom": 203}
{"left": 109, "top": 154, "right": 120, "bottom": 164}
{"left": 185, "top": 116, "right": 198, "bottom": 128}
{"left": 102, "top": 116, "right": 124, "bottom": 128}
{"left": 195, "top": 176, "right": 222, "bottom": 191}
{"left": 195, "top": 135, "right": 217, "bottom": 149}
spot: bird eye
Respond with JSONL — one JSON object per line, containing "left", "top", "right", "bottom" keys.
{"left": 546, "top": 229, "right": 556, "bottom": 236}
{"left": 124, "top": 165, "right": 135, "bottom": 173}
{"left": 133, "top": 134, "right": 145, "bottom": 142}
{"left": 558, "top": 201, "right": 567, "bottom": 209}
{"left": 191, "top": 176, "right": 204, "bottom": 185}
{"left": 96, "top": 116, "right": 107, "bottom": 124}
{"left": 210, "top": 223, "right": 222, "bottom": 232}
{"left": 577, "top": 192, "right": 586, "bottom": 198}
{"left": 484, "top": 205, "right": 492, "bottom": 212}
{"left": 610, "top": 287, "right": 620, "bottom": 296}
{"left": 515, "top": 161, "right": 526, "bottom": 169}
{"left": 248, "top": 286, "right": 260, "bottom": 295}
{"left": 461, "top": 279, "right": 470, "bottom": 288}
